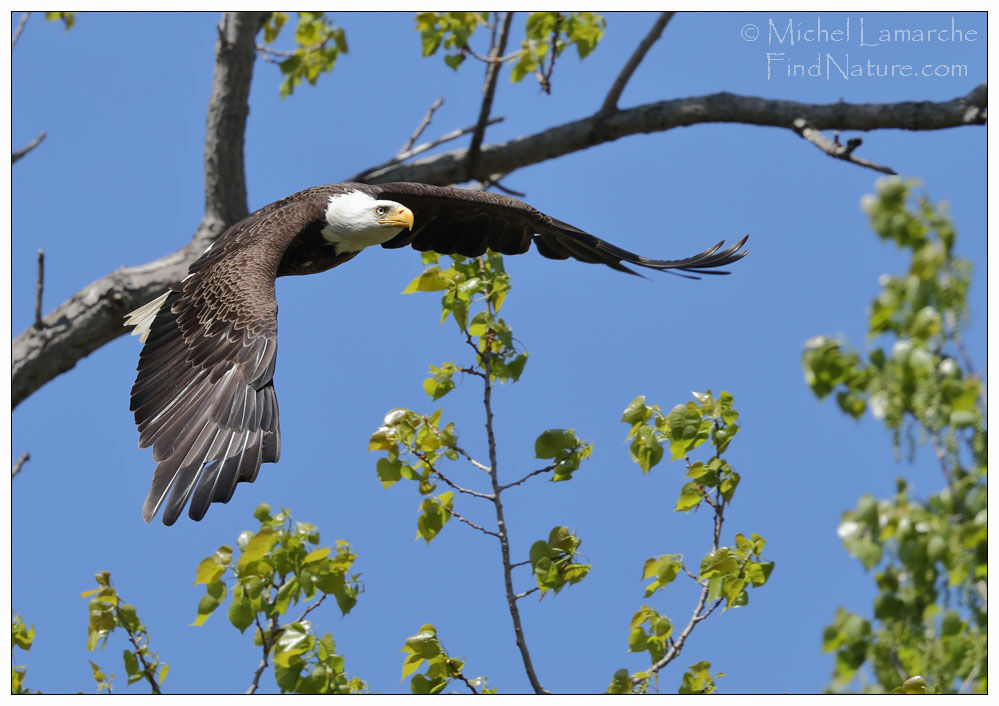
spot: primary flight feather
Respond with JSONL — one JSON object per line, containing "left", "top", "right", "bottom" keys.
{"left": 127, "top": 182, "right": 749, "bottom": 525}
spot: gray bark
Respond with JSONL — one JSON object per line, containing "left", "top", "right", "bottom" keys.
{"left": 10, "top": 10, "right": 986, "bottom": 410}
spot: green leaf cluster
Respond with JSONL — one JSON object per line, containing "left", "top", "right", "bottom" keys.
{"left": 193, "top": 505, "right": 365, "bottom": 694}
{"left": 400, "top": 623, "right": 493, "bottom": 694}
{"left": 700, "top": 533, "right": 773, "bottom": 611}
{"left": 415, "top": 12, "right": 488, "bottom": 70}
{"left": 805, "top": 179, "right": 986, "bottom": 694}
{"left": 510, "top": 12, "right": 606, "bottom": 85}
{"left": 623, "top": 391, "right": 741, "bottom": 512}
{"left": 81, "top": 572, "right": 168, "bottom": 693}
{"left": 627, "top": 605, "right": 673, "bottom": 664}
{"left": 404, "top": 252, "right": 525, "bottom": 384}
{"left": 678, "top": 660, "right": 724, "bottom": 694}
{"left": 369, "top": 407, "right": 462, "bottom": 542}
{"left": 261, "top": 12, "right": 348, "bottom": 98}
{"left": 529, "top": 526, "right": 590, "bottom": 596}
{"left": 534, "top": 428, "right": 592, "bottom": 481}
{"left": 11, "top": 614, "right": 36, "bottom": 694}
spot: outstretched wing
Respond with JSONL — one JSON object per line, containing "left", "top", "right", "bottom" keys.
{"left": 368, "top": 182, "right": 749, "bottom": 276}
{"left": 130, "top": 197, "right": 328, "bottom": 525}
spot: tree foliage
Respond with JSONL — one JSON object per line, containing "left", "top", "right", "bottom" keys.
{"left": 803, "top": 178, "right": 986, "bottom": 694}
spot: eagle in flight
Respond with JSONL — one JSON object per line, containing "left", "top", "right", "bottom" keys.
{"left": 126, "top": 182, "right": 749, "bottom": 525}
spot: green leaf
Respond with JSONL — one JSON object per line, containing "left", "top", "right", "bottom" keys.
{"left": 621, "top": 396, "right": 650, "bottom": 425}
{"left": 238, "top": 527, "right": 279, "bottom": 570}
{"left": 403, "top": 266, "right": 449, "bottom": 293}
{"left": 192, "top": 593, "right": 220, "bottom": 626}
{"left": 228, "top": 598, "right": 254, "bottom": 633}
{"left": 608, "top": 667, "right": 633, "bottom": 694}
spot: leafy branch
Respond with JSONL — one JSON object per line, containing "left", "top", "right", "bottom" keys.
{"left": 610, "top": 391, "right": 773, "bottom": 694}
{"left": 81, "top": 572, "right": 168, "bottom": 694}
{"left": 370, "top": 251, "right": 597, "bottom": 693}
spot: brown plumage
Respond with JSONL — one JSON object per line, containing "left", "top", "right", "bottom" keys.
{"left": 129, "top": 182, "right": 749, "bottom": 525}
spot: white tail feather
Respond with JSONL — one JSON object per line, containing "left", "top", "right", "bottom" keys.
{"left": 124, "top": 292, "right": 169, "bottom": 343}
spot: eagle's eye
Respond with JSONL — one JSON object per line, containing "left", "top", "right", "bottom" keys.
{"left": 375, "top": 206, "right": 387, "bottom": 216}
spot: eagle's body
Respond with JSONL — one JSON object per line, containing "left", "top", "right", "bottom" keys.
{"left": 128, "top": 182, "right": 748, "bottom": 525}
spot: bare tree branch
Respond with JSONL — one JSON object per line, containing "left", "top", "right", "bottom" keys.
{"left": 33, "top": 250, "right": 44, "bottom": 328}
{"left": 450, "top": 509, "right": 501, "bottom": 538}
{"left": 12, "top": 11, "right": 263, "bottom": 409}
{"left": 792, "top": 119, "right": 897, "bottom": 174}
{"left": 353, "top": 117, "right": 503, "bottom": 182}
{"left": 399, "top": 97, "right": 444, "bottom": 156}
{"left": 11, "top": 12, "right": 30, "bottom": 48}
{"left": 498, "top": 464, "right": 554, "bottom": 492}
{"left": 599, "top": 12, "right": 674, "bottom": 115}
{"left": 12, "top": 131, "right": 46, "bottom": 164}
{"left": 466, "top": 11, "right": 514, "bottom": 177}
{"left": 12, "top": 452, "right": 30, "bottom": 479}
{"left": 362, "top": 83, "right": 987, "bottom": 185}
{"left": 11, "top": 65, "right": 986, "bottom": 409}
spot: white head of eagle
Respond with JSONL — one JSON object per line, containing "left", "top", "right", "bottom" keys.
{"left": 322, "top": 190, "right": 415, "bottom": 253}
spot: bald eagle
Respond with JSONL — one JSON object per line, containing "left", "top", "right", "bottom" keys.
{"left": 127, "top": 182, "right": 749, "bottom": 525}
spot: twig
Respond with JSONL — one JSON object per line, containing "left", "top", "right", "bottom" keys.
{"left": 354, "top": 117, "right": 503, "bottom": 181}
{"left": 466, "top": 11, "right": 514, "bottom": 178}
{"left": 514, "top": 587, "right": 540, "bottom": 601}
{"left": 498, "top": 464, "right": 554, "bottom": 492}
{"left": 510, "top": 559, "right": 530, "bottom": 569}
{"left": 34, "top": 250, "right": 45, "bottom": 328}
{"left": 423, "top": 420, "right": 491, "bottom": 472}
{"left": 12, "top": 12, "right": 30, "bottom": 48}
{"left": 12, "top": 131, "right": 47, "bottom": 164}
{"left": 792, "top": 118, "right": 897, "bottom": 174}
{"left": 478, "top": 173, "right": 527, "bottom": 198}
{"left": 399, "top": 97, "right": 444, "bottom": 156}
{"left": 11, "top": 452, "right": 30, "bottom": 478}
{"left": 681, "top": 563, "right": 707, "bottom": 587}
{"left": 455, "top": 364, "right": 487, "bottom": 379}
{"left": 535, "top": 18, "right": 563, "bottom": 94}
{"left": 446, "top": 659, "right": 481, "bottom": 695}
{"left": 450, "top": 509, "right": 500, "bottom": 538}
{"left": 600, "top": 12, "right": 674, "bottom": 115}
{"left": 453, "top": 444, "right": 491, "bottom": 473}
{"left": 295, "top": 593, "right": 327, "bottom": 624}
{"left": 124, "top": 629, "right": 162, "bottom": 694}
{"left": 246, "top": 614, "right": 279, "bottom": 694}
{"left": 416, "top": 451, "right": 494, "bottom": 500}
{"left": 477, "top": 259, "right": 548, "bottom": 695}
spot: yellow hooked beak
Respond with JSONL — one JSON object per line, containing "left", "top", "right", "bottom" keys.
{"left": 378, "top": 205, "right": 415, "bottom": 231}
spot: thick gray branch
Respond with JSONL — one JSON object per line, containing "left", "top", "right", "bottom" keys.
{"left": 11, "top": 11, "right": 262, "bottom": 408}
{"left": 197, "top": 11, "right": 265, "bottom": 250}
{"left": 362, "top": 82, "right": 987, "bottom": 184}
{"left": 11, "top": 77, "right": 986, "bottom": 407}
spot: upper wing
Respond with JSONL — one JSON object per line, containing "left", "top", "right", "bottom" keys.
{"left": 130, "top": 197, "right": 327, "bottom": 525}
{"left": 370, "top": 182, "right": 749, "bottom": 276}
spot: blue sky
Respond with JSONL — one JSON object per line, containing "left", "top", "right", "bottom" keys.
{"left": 11, "top": 11, "right": 987, "bottom": 695}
